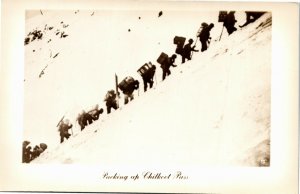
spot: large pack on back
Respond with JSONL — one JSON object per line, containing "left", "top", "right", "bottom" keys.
{"left": 218, "top": 11, "right": 227, "bottom": 22}
{"left": 173, "top": 36, "right": 186, "bottom": 46}
{"left": 118, "top": 76, "right": 135, "bottom": 91}
{"left": 156, "top": 52, "right": 168, "bottom": 66}
{"left": 137, "top": 63, "right": 155, "bottom": 76}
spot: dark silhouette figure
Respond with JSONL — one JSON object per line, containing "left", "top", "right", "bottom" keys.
{"left": 77, "top": 111, "right": 93, "bottom": 131}
{"left": 58, "top": 120, "right": 73, "bottom": 143}
{"left": 31, "top": 145, "right": 44, "bottom": 160}
{"left": 181, "top": 39, "right": 199, "bottom": 63}
{"left": 138, "top": 62, "right": 156, "bottom": 92}
{"left": 104, "top": 90, "right": 119, "bottom": 114}
{"left": 223, "top": 11, "right": 237, "bottom": 35}
{"left": 239, "top": 11, "right": 266, "bottom": 27}
{"left": 88, "top": 105, "right": 104, "bottom": 121}
{"left": 24, "top": 146, "right": 32, "bottom": 163}
{"left": 161, "top": 54, "right": 177, "bottom": 80}
{"left": 198, "top": 23, "right": 214, "bottom": 52}
{"left": 173, "top": 36, "right": 186, "bottom": 56}
{"left": 77, "top": 105, "right": 104, "bottom": 130}
{"left": 118, "top": 77, "right": 139, "bottom": 104}
{"left": 22, "top": 141, "right": 31, "bottom": 163}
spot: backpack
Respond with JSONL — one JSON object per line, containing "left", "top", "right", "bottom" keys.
{"left": 199, "top": 24, "right": 213, "bottom": 40}
{"left": 218, "top": 11, "right": 227, "bottom": 22}
{"left": 118, "top": 76, "right": 135, "bottom": 92}
{"left": 137, "top": 63, "right": 156, "bottom": 77}
{"left": 196, "top": 23, "right": 209, "bottom": 37}
{"left": 173, "top": 36, "right": 186, "bottom": 47}
{"left": 156, "top": 52, "right": 169, "bottom": 67}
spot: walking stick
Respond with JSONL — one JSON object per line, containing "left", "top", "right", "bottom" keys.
{"left": 56, "top": 115, "right": 65, "bottom": 127}
{"left": 219, "top": 26, "right": 224, "bottom": 41}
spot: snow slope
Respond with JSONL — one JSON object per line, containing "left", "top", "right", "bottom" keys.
{"left": 24, "top": 10, "right": 223, "bottom": 147}
{"left": 24, "top": 10, "right": 271, "bottom": 166}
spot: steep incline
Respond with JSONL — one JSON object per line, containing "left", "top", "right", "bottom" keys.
{"left": 24, "top": 10, "right": 222, "bottom": 146}
{"left": 32, "top": 13, "right": 271, "bottom": 166}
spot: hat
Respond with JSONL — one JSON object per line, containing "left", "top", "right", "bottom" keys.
{"left": 188, "top": 39, "right": 193, "bottom": 43}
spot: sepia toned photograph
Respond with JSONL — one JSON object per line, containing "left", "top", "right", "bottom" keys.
{"left": 23, "top": 9, "right": 271, "bottom": 166}
{"left": 0, "top": 0, "right": 298, "bottom": 193}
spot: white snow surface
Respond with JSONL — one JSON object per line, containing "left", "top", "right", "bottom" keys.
{"left": 24, "top": 10, "right": 271, "bottom": 166}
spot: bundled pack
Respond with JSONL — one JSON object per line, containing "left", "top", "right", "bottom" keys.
{"left": 137, "top": 63, "right": 155, "bottom": 77}
{"left": 218, "top": 11, "right": 227, "bottom": 22}
{"left": 173, "top": 36, "right": 186, "bottom": 46}
{"left": 118, "top": 76, "right": 135, "bottom": 91}
{"left": 156, "top": 52, "right": 169, "bottom": 66}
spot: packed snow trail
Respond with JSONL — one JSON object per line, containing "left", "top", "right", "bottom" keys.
{"left": 32, "top": 13, "right": 271, "bottom": 166}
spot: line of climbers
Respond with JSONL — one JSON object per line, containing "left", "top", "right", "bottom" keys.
{"left": 56, "top": 10, "right": 266, "bottom": 145}
{"left": 24, "top": 11, "right": 266, "bottom": 163}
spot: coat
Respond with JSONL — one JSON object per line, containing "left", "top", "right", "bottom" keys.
{"left": 199, "top": 25, "right": 214, "bottom": 41}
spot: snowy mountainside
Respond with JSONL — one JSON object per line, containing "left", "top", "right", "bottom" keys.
{"left": 24, "top": 10, "right": 223, "bottom": 147}
{"left": 25, "top": 11, "right": 271, "bottom": 166}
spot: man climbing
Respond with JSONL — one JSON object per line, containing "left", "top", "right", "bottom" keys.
{"left": 88, "top": 104, "right": 104, "bottom": 121}
{"left": 181, "top": 39, "right": 199, "bottom": 63}
{"left": 58, "top": 119, "right": 73, "bottom": 143}
{"left": 173, "top": 36, "right": 186, "bottom": 56}
{"left": 77, "top": 110, "right": 94, "bottom": 131}
{"left": 31, "top": 145, "right": 44, "bottom": 160}
{"left": 138, "top": 62, "right": 156, "bottom": 92}
{"left": 198, "top": 23, "right": 214, "bottom": 52}
{"left": 118, "top": 76, "right": 139, "bottom": 104}
{"left": 22, "top": 141, "right": 32, "bottom": 163}
{"left": 161, "top": 54, "right": 177, "bottom": 80}
{"left": 223, "top": 11, "right": 237, "bottom": 35}
{"left": 104, "top": 89, "right": 119, "bottom": 114}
